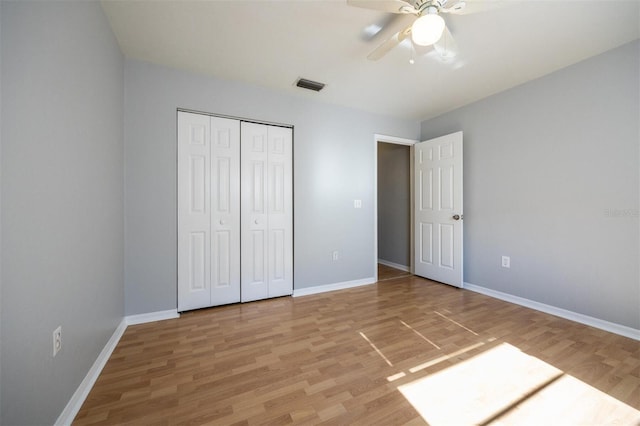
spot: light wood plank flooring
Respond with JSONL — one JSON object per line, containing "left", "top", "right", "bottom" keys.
{"left": 74, "top": 275, "right": 639, "bottom": 425}
{"left": 377, "top": 263, "right": 411, "bottom": 282}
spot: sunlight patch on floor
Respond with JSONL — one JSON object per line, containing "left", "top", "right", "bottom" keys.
{"left": 434, "top": 311, "right": 479, "bottom": 336}
{"left": 409, "top": 338, "right": 494, "bottom": 374}
{"left": 401, "top": 320, "right": 441, "bottom": 349}
{"left": 359, "top": 331, "right": 393, "bottom": 366}
{"left": 494, "top": 374, "right": 640, "bottom": 425}
{"left": 398, "top": 343, "right": 640, "bottom": 425}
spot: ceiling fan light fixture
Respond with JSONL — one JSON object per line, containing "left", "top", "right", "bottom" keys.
{"left": 411, "top": 10, "right": 445, "bottom": 46}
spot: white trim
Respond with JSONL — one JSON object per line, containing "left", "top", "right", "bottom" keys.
{"left": 292, "top": 277, "right": 375, "bottom": 297}
{"left": 378, "top": 259, "right": 410, "bottom": 272}
{"left": 55, "top": 319, "right": 127, "bottom": 426}
{"left": 464, "top": 282, "right": 640, "bottom": 341}
{"left": 125, "top": 309, "right": 180, "bottom": 325}
{"left": 374, "top": 134, "right": 417, "bottom": 146}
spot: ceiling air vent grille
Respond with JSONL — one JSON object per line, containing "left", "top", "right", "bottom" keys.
{"left": 296, "top": 78, "right": 325, "bottom": 92}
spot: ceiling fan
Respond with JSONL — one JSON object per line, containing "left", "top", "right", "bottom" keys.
{"left": 348, "top": 0, "right": 469, "bottom": 61}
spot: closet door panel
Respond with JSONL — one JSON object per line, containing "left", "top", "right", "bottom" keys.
{"left": 267, "top": 126, "right": 293, "bottom": 298}
{"left": 210, "top": 117, "right": 241, "bottom": 305}
{"left": 241, "top": 122, "right": 269, "bottom": 302}
{"left": 178, "top": 112, "right": 212, "bottom": 311}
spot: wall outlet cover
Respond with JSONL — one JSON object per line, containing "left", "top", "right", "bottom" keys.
{"left": 53, "top": 326, "right": 62, "bottom": 357}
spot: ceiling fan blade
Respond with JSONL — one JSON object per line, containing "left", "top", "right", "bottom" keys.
{"left": 347, "top": 0, "right": 418, "bottom": 14}
{"left": 360, "top": 13, "right": 411, "bottom": 42}
{"left": 367, "top": 25, "right": 412, "bottom": 60}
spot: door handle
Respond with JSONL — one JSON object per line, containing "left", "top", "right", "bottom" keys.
{"left": 453, "top": 214, "right": 462, "bottom": 221}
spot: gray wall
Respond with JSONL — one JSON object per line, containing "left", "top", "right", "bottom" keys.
{"left": 0, "top": 1, "right": 3, "bottom": 421}
{"left": 421, "top": 40, "right": 640, "bottom": 329}
{"left": 124, "top": 59, "right": 419, "bottom": 315}
{"left": 377, "top": 143, "right": 411, "bottom": 267}
{"left": 1, "top": 2, "right": 124, "bottom": 424}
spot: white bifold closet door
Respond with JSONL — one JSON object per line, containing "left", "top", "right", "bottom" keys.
{"left": 178, "top": 113, "right": 292, "bottom": 311}
{"left": 240, "top": 122, "right": 293, "bottom": 302}
{"left": 178, "top": 112, "right": 241, "bottom": 311}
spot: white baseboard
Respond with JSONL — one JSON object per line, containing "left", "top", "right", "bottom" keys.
{"left": 55, "top": 318, "right": 127, "bottom": 426}
{"left": 464, "top": 282, "right": 640, "bottom": 341}
{"left": 125, "top": 309, "right": 180, "bottom": 325}
{"left": 55, "top": 309, "right": 180, "bottom": 425}
{"left": 293, "top": 277, "right": 375, "bottom": 297}
{"left": 377, "top": 259, "right": 410, "bottom": 273}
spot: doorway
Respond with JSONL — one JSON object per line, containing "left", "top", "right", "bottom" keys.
{"left": 374, "top": 134, "right": 417, "bottom": 282}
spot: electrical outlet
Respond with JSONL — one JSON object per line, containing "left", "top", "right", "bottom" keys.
{"left": 501, "top": 256, "right": 510, "bottom": 268}
{"left": 332, "top": 251, "right": 339, "bottom": 261}
{"left": 354, "top": 199, "right": 362, "bottom": 209}
{"left": 53, "top": 326, "right": 62, "bottom": 357}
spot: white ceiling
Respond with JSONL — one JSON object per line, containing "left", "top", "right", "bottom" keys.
{"left": 101, "top": 0, "right": 640, "bottom": 120}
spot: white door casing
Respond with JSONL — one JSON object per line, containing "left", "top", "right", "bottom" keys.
{"left": 241, "top": 122, "right": 293, "bottom": 302}
{"left": 178, "top": 112, "right": 241, "bottom": 311}
{"left": 414, "top": 131, "right": 463, "bottom": 287}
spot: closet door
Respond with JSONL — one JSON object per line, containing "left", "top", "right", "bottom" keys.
{"left": 266, "top": 125, "right": 293, "bottom": 298}
{"left": 241, "top": 122, "right": 293, "bottom": 302}
{"left": 210, "top": 117, "right": 241, "bottom": 305}
{"left": 178, "top": 112, "right": 212, "bottom": 311}
{"left": 178, "top": 112, "right": 240, "bottom": 311}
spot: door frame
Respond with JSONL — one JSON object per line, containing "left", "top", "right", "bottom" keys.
{"left": 373, "top": 134, "right": 419, "bottom": 282}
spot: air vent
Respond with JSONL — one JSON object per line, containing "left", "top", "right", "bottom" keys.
{"left": 295, "top": 78, "right": 325, "bottom": 92}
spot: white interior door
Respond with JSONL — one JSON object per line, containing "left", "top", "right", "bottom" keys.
{"left": 414, "top": 131, "right": 463, "bottom": 287}
{"left": 241, "top": 122, "right": 293, "bottom": 302}
{"left": 178, "top": 112, "right": 240, "bottom": 311}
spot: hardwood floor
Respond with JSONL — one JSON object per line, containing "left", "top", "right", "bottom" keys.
{"left": 74, "top": 275, "right": 640, "bottom": 425}
{"left": 377, "top": 263, "right": 411, "bottom": 281}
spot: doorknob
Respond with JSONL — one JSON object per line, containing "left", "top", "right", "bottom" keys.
{"left": 453, "top": 214, "right": 461, "bottom": 220}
